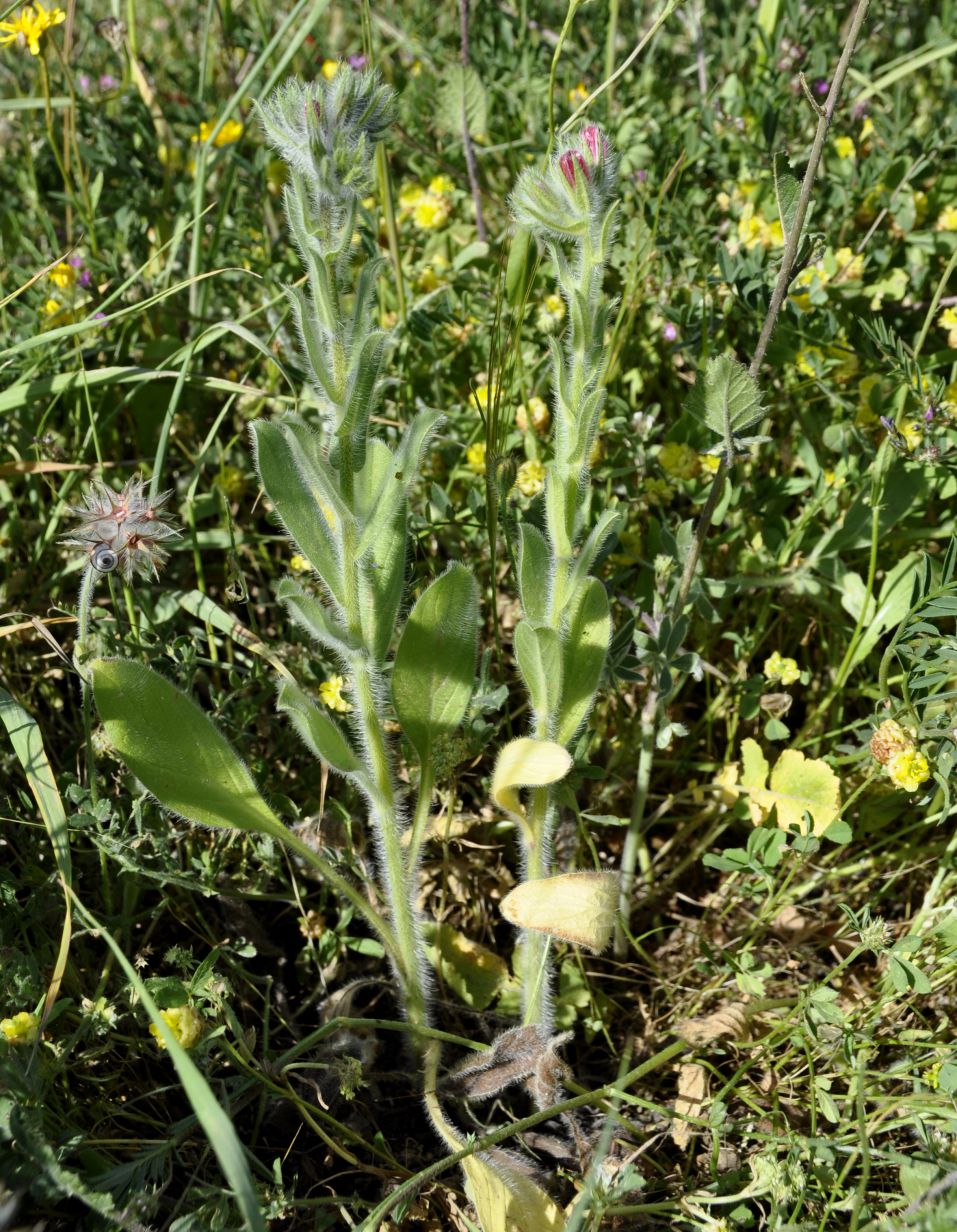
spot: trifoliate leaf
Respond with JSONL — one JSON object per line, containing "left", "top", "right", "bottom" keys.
{"left": 685, "top": 355, "right": 767, "bottom": 465}
{"left": 739, "top": 738, "right": 841, "bottom": 836}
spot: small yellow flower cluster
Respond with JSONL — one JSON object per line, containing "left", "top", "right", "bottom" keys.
{"left": 763, "top": 651, "right": 800, "bottom": 688}
{"left": 321, "top": 58, "right": 339, "bottom": 80}
{"left": 1, "top": 1010, "right": 39, "bottom": 1045}
{"left": 465, "top": 441, "right": 487, "bottom": 474}
{"left": 791, "top": 247, "right": 865, "bottom": 311}
{"left": 833, "top": 135, "right": 856, "bottom": 161}
{"left": 49, "top": 261, "right": 74, "bottom": 290}
{"left": 568, "top": 82, "right": 589, "bottom": 108}
{"left": 737, "top": 204, "right": 784, "bottom": 251}
{"left": 150, "top": 1004, "right": 204, "bottom": 1050}
{"left": 515, "top": 396, "right": 550, "bottom": 435}
{"left": 289, "top": 554, "right": 310, "bottom": 573}
{"left": 796, "top": 347, "right": 825, "bottom": 378}
{"left": 658, "top": 441, "right": 699, "bottom": 481}
{"left": 400, "top": 176, "right": 454, "bottom": 232}
{"left": 939, "top": 306, "right": 957, "bottom": 349}
{"left": 643, "top": 477, "right": 674, "bottom": 506}
{"left": 0, "top": 2, "right": 63, "bottom": 55}
{"left": 937, "top": 205, "right": 957, "bottom": 232}
{"left": 472, "top": 381, "right": 495, "bottom": 412}
{"left": 192, "top": 118, "right": 244, "bottom": 148}
{"left": 515, "top": 459, "right": 546, "bottom": 498}
{"left": 319, "top": 675, "right": 352, "bottom": 713}
{"left": 698, "top": 453, "right": 721, "bottom": 474}
{"left": 870, "top": 719, "right": 931, "bottom": 793}
{"left": 415, "top": 256, "right": 448, "bottom": 293}
{"left": 537, "top": 292, "right": 566, "bottom": 332}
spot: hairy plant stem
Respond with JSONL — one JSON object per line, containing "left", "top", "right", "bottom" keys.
{"left": 75, "top": 564, "right": 99, "bottom": 807}
{"left": 615, "top": 0, "right": 874, "bottom": 953}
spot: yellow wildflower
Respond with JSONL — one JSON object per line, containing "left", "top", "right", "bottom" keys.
{"left": 465, "top": 441, "right": 487, "bottom": 474}
{"left": 796, "top": 347, "right": 825, "bottom": 378}
{"left": 860, "top": 116, "right": 875, "bottom": 142}
{"left": 886, "top": 747, "right": 931, "bottom": 793}
{"left": 416, "top": 265, "right": 442, "bottom": 293}
{"left": 472, "top": 382, "right": 495, "bottom": 412}
{"left": 833, "top": 246, "right": 864, "bottom": 281}
{"left": 1, "top": 1011, "right": 39, "bottom": 1045}
{"left": 412, "top": 192, "right": 451, "bottom": 230}
{"left": 544, "top": 293, "right": 564, "bottom": 319}
{"left": 833, "top": 135, "right": 856, "bottom": 160}
{"left": 321, "top": 58, "right": 339, "bottom": 80}
{"left": 158, "top": 143, "right": 185, "bottom": 171}
{"left": 515, "top": 459, "right": 546, "bottom": 498}
{"left": 763, "top": 651, "right": 800, "bottom": 688}
{"left": 149, "top": 1004, "right": 205, "bottom": 1050}
{"left": 193, "top": 118, "right": 244, "bottom": 147}
{"left": 698, "top": 453, "right": 721, "bottom": 474}
{"left": 48, "top": 262, "right": 74, "bottom": 290}
{"left": 429, "top": 174, "right": 454, "bottom": 195}
{"left": 737, "top": 205, "right": 766, "bottom": 251}
{"left": 516, "top": 396, "right": 550, "bottom": 435}
{"left": 900, "top": 421, "right": 923, "bottom": 451}
{"left": 939, "top": 306, "right": 957, "bottom": 348}
{"left": 319, "top": 675, "right": 353, "bottom": 714}
{"left": 658, "top": 441, "right": 699, "bottom": 481}
{"left": 289, "top": 554, "right": 310, "bottom": 573}
{"left": 568, "top": 82, "right": 589, "bottom": 107}
{"left": 399, "top": 183, "right": 425, "bottom": 212}
{"left": 936, "top": 205, "right": 957, "bottom": 232}
{"left": 41, "top": 297, "right": 62, "bottom": 316}
{"left": 0, "top": 3, "right": 64, "bottom": 55}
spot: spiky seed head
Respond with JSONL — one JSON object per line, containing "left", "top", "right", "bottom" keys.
{"left": 62, "top": 476, "right": 179, "bottom": 581}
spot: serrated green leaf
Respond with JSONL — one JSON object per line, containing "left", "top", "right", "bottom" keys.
{"left": 436, "top": 64, "right": 487, "bottom": 139}
{"left": 685, "top": 355, "right": 766, "bottom": 464}
{"left": 392, "top": 564, "right": 479, "bottom": 766}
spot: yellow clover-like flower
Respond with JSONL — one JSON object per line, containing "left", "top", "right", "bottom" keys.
{"left": 643, "top": 477, "right": 674, "bottom": 506}
{"left": 658, "top": 441, "right": 700, "bottom": 481}
{"left": 516, "top": 396, "right": 550, "bottom": 435}
{"left": 149, "top": 1004, "right": 205, "bottom": 1050}
{"left": 289, "top": 554, "right": 310, "bottom": 574}
{"left": 319, "top": 675, "right": 353, "bottom": 714}
{"left": 886, "top": 748, "right": 931, "bottom": 793}
{"left": 1, "top": 1011, "right": 39, "bottom": 1045}
{"left": 833, "top": 136, "right": 856, "bottom": 160}
{"left": 568, "top": 81, "right": 589, "bottom": 107}
{"left": 48, "top": 261, "right": 75, "bottom": 290}
{"left": 939, "top": 306, "right": 957, "bottom": 349}
{"left": 465, "top": 441, "right": 487, "bottom": 474}
{"left": 937, "top": 205, "right": 957, "bottom": 232}
{"left": 412, "top": 193, "right": 451, "bottom": 231}
{"left": 763, "top": 651, "right": 800, "bottom": 688}
{"left": 193, "top": 118, "right": 244, "bottom": 148}
{"left": 321, "top": 58, "right": 339, "bottom": 81}
{"left": 833, "top": 246, "right": 865, "bottom": 281}
{"left": 515, "top": 459, "right": 546, "bottom": 498}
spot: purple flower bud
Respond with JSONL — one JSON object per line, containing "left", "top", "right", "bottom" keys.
{"left": 662, "top": 322, "right": 678, "bottom": 342}
{"left": 925, "top": 406, "right": 937, "bottom": 423}
{"left": 78, "top": 74, "right": 91, "bottom": 93}
{"left": 814, "top": 78, "right": 829, "bottom": 97}
{"left": 558, "top": 149, "right": 589, "bottom": 188}
{"left": 79, "top": 270, "right": 92, "bottom": 288}
{"left": 69, "top": 253, "right": 84, "bottom": 267}
{"left": 348, "top": 54, "right": 367, "bottom": 71}
{"left": 635, "top": 168, "right": 648, "bottom": 183}
{"left": 99, "top": 74, "right": 117, "bottom": 91}
{"left": 581, "top": 124, "right": 607, "bottom": 164}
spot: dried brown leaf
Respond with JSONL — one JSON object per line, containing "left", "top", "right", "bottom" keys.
{"left": 672, "top": 1062, "right": 709, "bottom": 1149}
{"left": 676, "top": 1001, "right": 751, "bottom": 1046}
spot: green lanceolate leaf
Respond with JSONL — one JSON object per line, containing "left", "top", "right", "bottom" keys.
{"left": 513, "top": 621, "right": 562, "bottom": 723}
{"left": 685, "top": 354, "right": 767, "bottom": 466}
{"left": 277, "top": 579, "right": 359, "bottom": 659}
{"left": 92, "top": 658, "right": 287, "bottom": 840}
{"left": 772, "top": 150, "right": 801, "bottom": 244}
{"left": 392, "top": 563, "right": 479, "bottom": 766}
{"left": 356, "top": 407, "right": 443, "bottom": 558}
{"left": 336, "top": 329, "right": 387, "bottom": 471}
{"left": 277, "top": 679, "right": 362, "bottom": 776}
{"left": 250, "top": 418, "right": 347, "bottom": 607}
{"left": 556, "top": 578, "right": 611, "bottom": 744}
{"left": 359, "top": 504, "right": 408, "bottom": 662}
{"left": 517, "top": 523, "right": 550, "bottom": 624}
{"left": 567, "top": 508, "right": 624, "bottom": 604}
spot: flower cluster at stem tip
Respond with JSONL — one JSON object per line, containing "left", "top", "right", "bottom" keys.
{"left": 511, "top": 123, "right": 617, "bottom": 238}
{"left": 763, "top": 651, "right": 800, "bottom": 688}
{"left": 149, "top": 1004, "right": 205, "bottom": 1050}
{"left": 0, "top": 3, "right": 63, "bottom": 56}
{"left": 62, "top": 477, "right": 179, "bottom": 582}
{"left": 1, "top": 1011, "right": 39, "bottom": 1045}
{"left": 870, "top": 719, "right": 932, "bottom": 793}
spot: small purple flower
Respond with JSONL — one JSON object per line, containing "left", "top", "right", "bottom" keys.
{"left": 662, "top": 322, "right": 678, "bottom": 342}
{"left": 634, "top": 168, "right": 648, "bottom": 183}
{"left": 814, "top": 78, "right": 829, "bottom": 97}
{"left": 69, "top": 253, "right": 84, "bottom": 267}
{"left": 78, "top": 74, "right": 91, "bottom": 93}
{"left": 93, "top": 312, "right": 108, "bottom": 326}
{"left": 925, "top": 406, "right": 937, "bottom": 423}
{"left": 98, "top": 74, "right": 118, "bottom": 91}
{"left": 348, "top": 53, "right": 367, "bottom": 71}
{"left": 78, "top": 270, "right": 92, "bottom": 288}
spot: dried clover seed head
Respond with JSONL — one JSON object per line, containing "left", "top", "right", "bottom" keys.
{"left": 62, "top": 476, "right": 179, "bottom": 581}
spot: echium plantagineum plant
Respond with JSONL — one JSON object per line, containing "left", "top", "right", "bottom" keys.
{"left": 86, "top": 71, "right": 629, "bottom": 1230}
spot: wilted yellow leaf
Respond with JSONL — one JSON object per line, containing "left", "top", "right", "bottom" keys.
{"left": 739, "top": 738, "right": 841, "bottom": 836}
{"left": 500, "top": 871, "right": 620, "bottom": 952}
{"left": 490, "top": 738, "right": 572, "bottom": 843}
{"left": 462, "top": 1151, "right": 564, "bottom": 1232}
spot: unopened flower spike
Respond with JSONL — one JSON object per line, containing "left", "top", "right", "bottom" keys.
{"left": 62, "top": 476, "right": 179, "bottom": 582}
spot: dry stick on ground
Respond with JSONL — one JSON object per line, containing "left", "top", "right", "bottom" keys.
{"left": 614, "top": 0, "right": 874, "bottom": 958}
